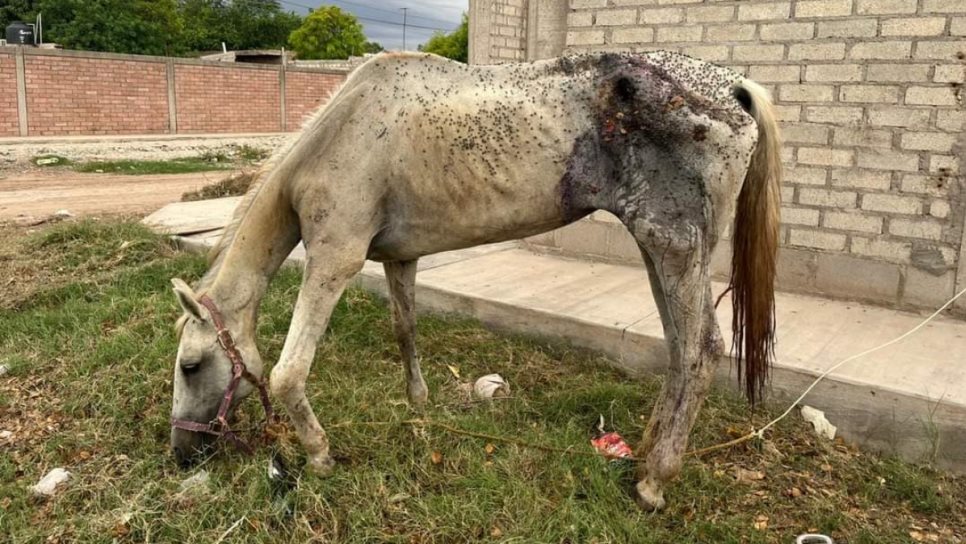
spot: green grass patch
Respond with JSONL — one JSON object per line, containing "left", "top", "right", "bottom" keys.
{"left": 74, "top": 157, "right": 233, "bottom": 175}
{"left": 0, "top": 219, "right": 963, "bottom": 543}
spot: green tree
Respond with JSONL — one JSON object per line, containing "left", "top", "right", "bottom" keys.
{"left": 420, "top": 13, "right": 467, "bottom": 63}
{"left": 36, "top": 0, "right": 182, "bottom": 55}
{"left": 288, "top": 6, "right": 366, "bottom": 60}
{"left": 0, "top": 1, "right": 39, "bottom": 32}
{"left": 363, "top": 41, "right": 383, "bottom": 54}
{"left": 179, "top": 0, "right": 301, "bottom": 54}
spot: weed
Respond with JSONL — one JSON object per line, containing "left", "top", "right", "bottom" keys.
{"left": 236, "top": 145, "right": 270, "bottom": 162}
{"left": 181, "top": 170, "right": 258, "bottom": 201}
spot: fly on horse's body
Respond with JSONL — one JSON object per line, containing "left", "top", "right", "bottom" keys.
{"left": 169, "top": 51, "right": 781, "bottom": 511}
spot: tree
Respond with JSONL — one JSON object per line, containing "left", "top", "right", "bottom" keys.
{"left": 36, "top": 0, "right": 182, "bottom": 56}
{"left": 0, "top": 1, "right": 39, "bottom": 32}
{"left": 179, "top": 0, "right": 301, "bottom": 54}
{"left": 420, "top": 13, "right": 467, "bottom": 63}
{"left": 363, "top": 41, "right": 383, "bottom": 54}
{"left": 288, "top": 6, "right": 366, "bottom": 60}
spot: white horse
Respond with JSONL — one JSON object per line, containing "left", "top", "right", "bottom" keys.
{"left": 168, "top": 51, "right": 781, "bottom": 511}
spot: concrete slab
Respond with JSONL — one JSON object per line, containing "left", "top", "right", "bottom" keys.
{"left": 143, "top": 197, "right": 242, "bottom": 235}
{"left": 147, "top": 197, "right": 966, "bottom": 471}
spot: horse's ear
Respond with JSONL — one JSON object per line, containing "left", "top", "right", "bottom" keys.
{"left": 171, "top": 278, "right": 204, "bottom": 321}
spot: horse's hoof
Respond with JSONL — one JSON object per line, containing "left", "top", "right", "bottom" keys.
{"left": 634, "top": 480, "right": 666, "bottom": 512}
{"left": 407, "top": 381, "right": 429, "bottom": 407}
{"left": 306, "top": 454, "right": 336, "bottom": 477}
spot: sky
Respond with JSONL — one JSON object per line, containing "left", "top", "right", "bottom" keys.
{"left": 277, "top": 0, "right": 468, "bottom": 52}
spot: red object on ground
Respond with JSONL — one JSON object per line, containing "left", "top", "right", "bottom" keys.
{"left": 591, "top": 432, "right": 633, "bottom": 459}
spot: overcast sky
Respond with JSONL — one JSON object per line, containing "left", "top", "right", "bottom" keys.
{"left": 278, "top": 0, "right": 468, "bottom": 51}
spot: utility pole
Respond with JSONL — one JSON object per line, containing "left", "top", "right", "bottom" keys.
{"left": 400, "top": 7, "right": 408, "bottom": 50}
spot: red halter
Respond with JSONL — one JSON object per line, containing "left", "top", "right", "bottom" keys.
{"left": 170, "top": 295, "right": 275, "bottom": 455}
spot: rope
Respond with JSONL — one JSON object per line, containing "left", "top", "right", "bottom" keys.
{"left": 689, "top": 284, "right": 966, "bottom": 456}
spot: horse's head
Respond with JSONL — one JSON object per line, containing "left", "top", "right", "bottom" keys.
{"left": 169, "top": 278, "right": 263, "bottom": 466}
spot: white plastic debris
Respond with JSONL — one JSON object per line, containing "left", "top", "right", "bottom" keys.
{"left": 473, "top": 374, "right": 510, "bottom": 399}
{"left": 35, "top": 157, "right": 61, "bottom": 166}
{"left": 32, "top": 468, "right": 71, "bottom": 496}
{"left": 179, "top": 470, "right": 209, "bottom": 493}
{"left": 800, "top": 405, "right": 837, "bottom": 440}
{"left": 0, "top": 364, "right": 8, "bottom": 376}
{"left": 52, "top": 209, "right": 74, "bottom": 219}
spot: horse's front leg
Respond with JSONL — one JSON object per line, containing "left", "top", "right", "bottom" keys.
{"left": 633, "top": 234, "right": 723, "bottom": 511}
{"left": 271, "top": 243, "right": 366, "bottom": 475}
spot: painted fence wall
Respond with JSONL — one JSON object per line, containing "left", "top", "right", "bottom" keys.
{"left": 0, "top": 47, "right": 348, "bottom": 137}
{"left": 469, "top": 0, "right": 966, "bottom": 312}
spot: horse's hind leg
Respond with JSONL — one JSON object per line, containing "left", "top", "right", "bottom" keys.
{"left": 384, "top": 260, "right": 429, "bottom": 406}
{"left": 271, "top": 238, "right": 368, "bottom": 475}
{"left": 632, "top": 231, "right": 722, "bottom": 511}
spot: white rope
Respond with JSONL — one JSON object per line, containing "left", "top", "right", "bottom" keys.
{"left": 753, "top": 285, "right": 966, "bottom": 439}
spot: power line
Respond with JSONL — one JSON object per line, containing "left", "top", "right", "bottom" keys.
{"left": 277, "top": 0, "right": 459, "bottom": 30}
{"left": 324, "top": 0, "right": 458, "bottom": 28}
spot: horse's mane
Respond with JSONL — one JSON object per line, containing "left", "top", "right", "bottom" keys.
{"left": 196, "top": 163, "right": 273, "bottom": 292}
{"left": 195, "top": 63, "right": 368, "bottom": 292}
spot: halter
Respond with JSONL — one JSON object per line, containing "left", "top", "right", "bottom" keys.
{"left": 170, "top": 295, "right": 275, "bottom": 455}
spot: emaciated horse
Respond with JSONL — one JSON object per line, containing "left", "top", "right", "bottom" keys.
{"left": 169, "top": 51, "right": 781, "bottom": 511}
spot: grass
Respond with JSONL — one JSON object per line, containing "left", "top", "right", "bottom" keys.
{"left": 30, "top": 146, "right": 270, "bottom": 176}
{"left": 181, "top": 170, "right": 258, "bottom": 202}
{"left": 74, "top": 157, "right": 233, "bottom": 175}
{"left": 0, "top": 219, "right": 964, "bottom": 543}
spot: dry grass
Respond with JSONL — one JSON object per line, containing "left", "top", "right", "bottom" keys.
{"left": 0, "top": 219, "right": 964, "bottom": 543}
{"left": 181, "top": 170, "right": 258, "bottom": 202}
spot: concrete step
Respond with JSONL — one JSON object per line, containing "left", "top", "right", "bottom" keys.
{"left": 145, "top": 199, "right": 966, "bottom": 472}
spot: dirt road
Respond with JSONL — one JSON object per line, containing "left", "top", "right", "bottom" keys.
{"left": 0, "top": 169, "right": 234, "bottom": 221}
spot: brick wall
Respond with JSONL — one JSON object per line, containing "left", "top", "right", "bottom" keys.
{"left": 0, "top": 47, "right": 349, "bottom": 137}
{"left": 175, "top": 64, "right": 281, "bottom": 133}
{"left": 477, "top": 0, "right": 966, "bottom": 310}
{"left": 26, "top": 55, "right": 169, "bottom": 136}
{"left": 0, "top": 51, "right": 18, "bottom": 136}
{"left": 285, "top": 69, "right": 346, "bottom": 129}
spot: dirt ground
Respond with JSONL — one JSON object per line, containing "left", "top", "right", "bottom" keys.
{"left": 0, "top": 168, "right": 236, "bottom": 221}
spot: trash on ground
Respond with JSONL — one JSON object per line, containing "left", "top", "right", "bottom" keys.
{"left": 796, "top": 534, "right": 834, "bottom": 544}
{"left": 32, "top": 468, "right": 71, "bottom": 496}
{"left": 590, "top": 415, "right": 633, "bottom": 460}
{"left": 0, "top": 364, "right": 8, "bottom": 376}
{"left": 35, "top": 157, "right": 61, "bottom": 166}
{"left": 801, "top": 405, "right": 837, "bottom": 440}
{"left": 178, "top": 470, "right": 209, "bottom": 493}
{"left": 473, "top": 374, "right": 510, "bottom": 399}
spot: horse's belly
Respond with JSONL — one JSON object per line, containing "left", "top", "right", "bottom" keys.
{"left": 366, "top": 197, "right": 566, "bottom": 262}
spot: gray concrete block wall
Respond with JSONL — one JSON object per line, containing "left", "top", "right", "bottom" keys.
{"left": 471, "top": 0, "right": 966, "bottom": 312}
{"left": 470, "top": 0, "right": 530, "bottom": 64}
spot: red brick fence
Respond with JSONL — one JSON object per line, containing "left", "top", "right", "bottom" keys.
{"left": 0, "top": 47, "right": 348, "bottom": 137}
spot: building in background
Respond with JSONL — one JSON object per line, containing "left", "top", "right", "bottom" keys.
{"left": 469, "top": 0, "right": 966, "bottom": 314}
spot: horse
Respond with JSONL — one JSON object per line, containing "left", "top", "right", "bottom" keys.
{"left": 168, "top": 50, "right": 781, "bottom": 511}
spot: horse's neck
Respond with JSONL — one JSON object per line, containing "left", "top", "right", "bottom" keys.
{"left": 208, "top": 178, "right": 300, "bottom": 329}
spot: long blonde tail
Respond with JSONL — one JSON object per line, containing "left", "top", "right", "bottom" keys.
{"left": 730, "top": 79, "right": 782, "bottom": 404}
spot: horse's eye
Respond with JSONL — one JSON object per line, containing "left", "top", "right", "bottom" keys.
{"left": 180, "top": 358, "right": 202, "bottom": 375}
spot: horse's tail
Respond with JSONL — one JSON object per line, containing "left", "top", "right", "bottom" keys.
{"left": 730, "top": 79, "right": 782, "bottom": 404}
